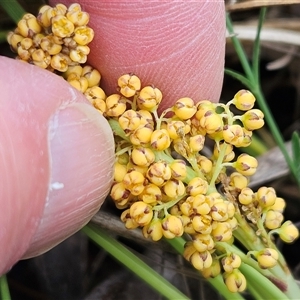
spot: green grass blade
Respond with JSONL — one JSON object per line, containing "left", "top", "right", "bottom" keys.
{"left": 0, "top": 0, "right": 26, "bottom": 24}
{"left": 82, "top": 225, "right": 190, "bottom": 300}
{"left": 292, "top": 131, "right": 300, "bottom": 177}
{"left": 224, "top": 68, "right": 254, "bottom": 90}
{"left": 0, "top": 275, "right": 11, "bottom": 300}
{"left": 252, "top": 7, "right": 267, "bottom": 86}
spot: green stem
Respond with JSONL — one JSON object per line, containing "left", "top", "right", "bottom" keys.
{"left": 0, "top": 275, "right": 10, "bottom": 300}
{"left": 82, "top": 225, "right": 190, "bottom": 300}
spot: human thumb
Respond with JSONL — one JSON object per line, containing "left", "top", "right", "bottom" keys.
{"left": 0, "top": 56, "right": 114, "bottom": 274}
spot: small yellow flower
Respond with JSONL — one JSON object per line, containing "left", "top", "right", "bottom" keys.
{"left": 269, "top": 197, "right": 286, "bottom": 213}
{"left": 31, "top": 49, "right": 51, "bottom": 68}
{"left": 137, "top": 86, "right": 162, "bottom": 111}
{"left": 51, "top": 53, "right": 72, "bottom": 72}
{"left": 222, "top": 253, "right": 242, "bottom": 273}
{"left": 187, "top": 177, "right": 208, "bottom": 196}
{"left": 196, "top": 155, "right": 213, "bottom": 175}
{"left": 190, "top": 250, "right": 213, "bottom": 271}
{"left": 131, "top": 146, "right": 155, "bottom": 167}
{"left": 73, "top": 26, "right": 94, "bottom": 45}
{"left": 188, "top": 134, "right": 205, "bottom": 152}
{"left": 256, "top": 186, "right": 276, "bottom": 208}
{"left": 192, "top": 233, "right": 215, "bottom": 252}
{"left": 229, "top": 172, "right": 248, "bottom": 191}
{"left": 233, "top": 153, "right": 258, "bottom": 176}
{"left": 162, "top": 215, "right": 184, "bottom": 238}
{"left": 166, "top": 120, "right": 189, "bottom": 139}
{"left": 192, "top": 215, "right": 212, "bottom": 234}
{"left": 238, "top": 187, "right": 254, "bottom": 205}
{"left": 66, "top": 3, "right": 90, "bottom": 26}
{"left": 138, "top": 183, "right": 162, "bottom": 204}
{"left": 241, "top": 109, "right": 264, "bottom": 130}
{"left": 130, "top": 125, "right": 153, "bottom": 145}
{"left": 106, "top": 94, "right": 127, "bottom": 117}
{"left": 223, "top": 269, "right": 247, "bottom": 293}
{"left": 69, "top": 45, "right": 90, "bottom": 63}
{"left": 114, "top": 161, "right": 127, "bottom": 182}
{"left": 52, "top": 15, "right": 75, "bottom": 38}
{"left": 232, "top": 89, "right": 256, "bottom": 111}
{"left": 40, "top": 35, "right": 63, "bottom": 55}
{"left": 130, "top": 201, "right": 153, "bottom": 226}
{"left": 146, "top": 161, "right": 172, "bottom": 186}
{"left": 121, "top": 209, "right": 139, "bottom": 229}
{"left": 123, "top": 170, "right": 145, "bottom": 196}
{"left": 18, "top": 13, "right": 42, "bottom": 38}
{"left": 163, "top": 179, "right": 185, "bottom": 199}
{"left": 110, "top": 182, "right": 131, "bottom": 204}
{"left": 151, "top": 129, "right": 171, "bottom": 151}
{"left": 118, "top": 74, "right": 141, "bottom": 98}
{"left": 256, "top": 248, "right": 279, "bottom": 269}
{"left": 211, "top": 221, "right": 232, "bottom": 242}
{"left": 278, "top": 221, "right": 299, "bottom": 243}
{"left": 142, "top": 218, "right": 163, "bottom": 241}
{"left": 82, "top": 65, "right": 101, "bottom": 87}
{"left": 202, "top": 258, "right": 221, "bottom": 278}
{"left": 210, "top": 201, "right": 229, "bottom": 222}
{"left": 264, "top": 210, "right": 283, "bottom": 230}
{"left": 173, "top": 97, "right": 197, "bottom": 120}
{"left": 169, "top": 159, "right": 187, "bottom": 180}
{"left": 67, "top": 73, "right": 89, "bottom": 92}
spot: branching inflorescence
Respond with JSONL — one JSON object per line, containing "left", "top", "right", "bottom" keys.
{"left": 7, "top": 3, "right": 299, "bottom": 296}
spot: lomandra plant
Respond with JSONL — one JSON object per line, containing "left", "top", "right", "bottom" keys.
{"left": 2, "top": 3, "right": 300, "bottom": 299}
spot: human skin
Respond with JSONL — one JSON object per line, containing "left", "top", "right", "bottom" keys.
{"left": 0, "top": 0, "right": 225, "bottom": 275}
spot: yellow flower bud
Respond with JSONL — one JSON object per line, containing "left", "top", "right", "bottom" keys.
{"left": 114, "top": 161, "right": 127, "bottom": 182}
{"left": 192, "top": 233, "right": 215, "bottom": 252}
{"left": 146, "top": 161, "right": 172, "bottom": 186}
{"left": 196, "top": 155, "right": 213, "bottom": 174}
{"left": 192, "top": 194, "right": 211, "bottom": 215}
{"left": 223, "top": 124, "right": 244, "bottom": 146}
{"left": 241, "top": 109, "right": 264, "bottom": 130}
{"left": 162, "top": 215, "right": 184, "bottom": 238}
{"left": 142, "top": 218, "right": 163, "bottom": 241}
{"left": 118, "top": 110, "right": 141, "bottom": 134}
{"left": 199, "top": 111, "right": 223, "bottom": 135}
{"left": 187, "top": 177, "right": 208, "bottom": 196}
{"left": 170, "top": 159, "right": 187, "bottom": 180}
{"left": 67, "top": 73, "right": 89, "bottom": 92}
{"left": 7, "top": 32, "right": 23, "bottom": 51}
{"left": 85, "top": 86, "right": 107, "bottom": 112}
{"left": 189, "top": 134, "right": 205, "bottom": 152}
{"left": 82, "top": 65, "right": 101, "bottom": 87}
{"left": 137, "top": 86, "right": 162, "bottom": 111}
{"left": 229, "top": 172, "right": 248, "bottom": 190}
{"left": 222, "top": 253, "right": 241, "bottom": 273}
{"left": 163, "top": 179, "right": 185, "bottom": 199}
{"left": 202, "top": 258, "right": 221, "bottom": 278}
{"left": 166, "top": 120, "right": 189, "bottom": 139}
{"left": 69, "top": 45, "right": 90, "bottom": 63}
{"left": 232, "top": 89, "right": 256, "bottom": 111}
{"left": 130, "top": 201, "right": 153, "bottom": 226}
{"left": 256, "top": 186, "right": 276, "bottom": 208}
{"left": 192, "top": 215, "right": 212, "bottom": 234}
{"left": 18, "top": 13, "right": 42, "bottom": 38}
{"left": 238, "top": 187, "right": 254, "bottom": 205}
{"left": 126, "top": 161, "right": 148, "bottom": 176}
{"left": 31, "top": 49, "right": 51, "bottom": 69}
{"left": 130, "top": 125, "right": 153, "bottom": 145}
{"left": 63, "top": 65, "right": 83, "bottom": 78}
{"left": 131, "top": 147, "right": 155, "bottom": 167}
{"left": 138, "top": 183, "right": 162, "bottom": 204}
{"left": 190, "top": 250, "right": 213, "bottom": 271}
{"left": 73, "top": 26, "right": 94, "bottom": 45}
{"left": 110, "top": 182, "right": 131, "bottom": 204}
{"left": 51, "top": 53, "right": 71, "bottom": 72}
{"left": 138, "top": 110, "right": 155, "bottom": 127}
{"left": 183, "top": 241, "right": 197, "bottom": 261}
{"left": 66, "top": 3, "right": 90, "bottom": 26}
{"left": 151, "top": 129, "right": 171, "bottom": 151}
{"left": 37, "top": 5, "right": 53, "bottom": 27}
{"left": 121, "top": 209, "right": 139, "bottom": 229}
{"left": 256, "top": 248, "right": 278, "bottom": 269}
{"left": 264, "top": 210, "right": 283, "bottom": 230}
{"left": 269, "top": 197, "right": 286, "bottom": 213}
{"left": 106, "top": 94, "right": 127, "bottom": 117}
{"left": 52, "top": 15, "right": 75, "bottom": 38}
{"left": 212, "top": 221, "right": 232, "bottom": 242}
{"left": 40, "top": 35, "right": 63, "bottom": 55}
{"left": 224, "top": 269, "right": 247, "bottom": 293}
{"left": 211, "top": 201, "right": 229, "bottom": 222}
{"left": 173, "top": 97, "right": 197, "bottom": 120}
{"left": 233, "top": 153, "right": 258, "bottom": 176}
{"left": 195, "top": 100, "right": 215, "bottom": 120}
{"left": 123, "top": 170, "right": 145, "bottom": 196}
{"left": 278, "top": 221, "right": 299, "bottom": 243}
{"left": 118, "top": 74, "right": 141, "bottom": 98}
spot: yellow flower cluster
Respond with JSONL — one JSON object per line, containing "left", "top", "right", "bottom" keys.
{"left": 7, "top": 3, "right": 94, "bottom": 72}
{"left": 7, "top": 4, "right": 300, "bottom": 294}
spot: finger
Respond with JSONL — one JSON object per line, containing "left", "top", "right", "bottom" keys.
{"left": 50, "top": 0, "right": 225, "bottom": 110}
{"left": 0, "top": 56, "right": 114, "bottom": 274}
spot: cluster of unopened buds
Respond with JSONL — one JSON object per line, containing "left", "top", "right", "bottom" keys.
{"left": 8, "top": 3, "right": 299, "bottom": 295}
